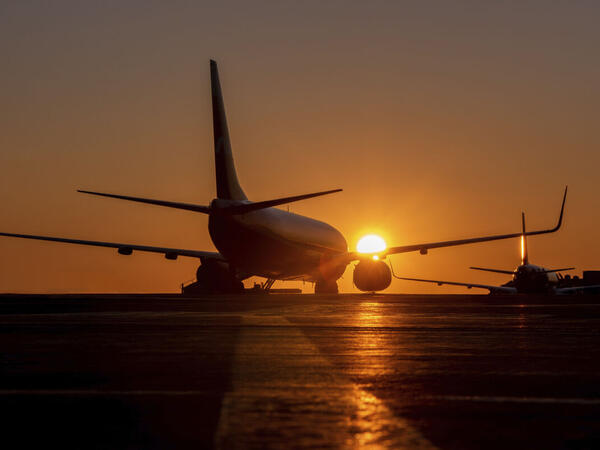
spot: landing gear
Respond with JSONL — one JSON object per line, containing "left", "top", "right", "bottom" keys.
{"left": 248, "top": 278, "right": 276, "bottom": 293}
{"left": 314, "top": 279, "right": 338, "bottom": 294}
{"left": 262, "top": 279, "right": 276, "bottom": 291}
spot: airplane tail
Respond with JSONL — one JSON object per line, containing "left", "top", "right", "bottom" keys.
{"left": 521, "top": 212, "right": 529, "bottom": 265}
{"left": 210, "top": 60, "right": 247, "bottom": 200}
{"left": 77, "top": 61, "right": 343, "bottom": 214}
{"left": 470, "top": 213, "right": 530, "bottom": 275}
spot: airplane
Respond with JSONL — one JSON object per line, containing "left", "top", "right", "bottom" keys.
{"left": 395, "top": 209, "right": 599, "bottom": 294}
{"left": 0, "top": 60, "right": 569, "bottom": 294}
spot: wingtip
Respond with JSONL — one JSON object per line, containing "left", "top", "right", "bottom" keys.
{"left": 554, "top": 186, "right": 568, "bottom": 231}
{"left": 561, "top": 186, "right": 568, "bottom": 209}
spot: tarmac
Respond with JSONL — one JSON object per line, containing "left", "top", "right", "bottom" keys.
{"left": 1, "top": 293, "right": 600, "bottom": 449}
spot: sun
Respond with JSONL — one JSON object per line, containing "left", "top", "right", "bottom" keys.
{"left": 356, "top": 234, "right": 387, "bottom": 254}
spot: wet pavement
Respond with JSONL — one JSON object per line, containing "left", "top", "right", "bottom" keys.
{"left": 1, "top": 293, "right": 600, "bottom": 449}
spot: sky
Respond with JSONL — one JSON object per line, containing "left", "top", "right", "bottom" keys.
{"left": 1, "top": 0, "right": 599, "bottom": 293}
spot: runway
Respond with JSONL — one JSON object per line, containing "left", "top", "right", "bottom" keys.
{"left": 2, "top": 293, "right": 600, "bottom": 449}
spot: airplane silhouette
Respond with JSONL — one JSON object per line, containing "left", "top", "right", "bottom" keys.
{"left": 0, "top": 61, "right": 567, "bottom": 293}
{"left": 394, "top": 204, "right": 600, "bottom": 294}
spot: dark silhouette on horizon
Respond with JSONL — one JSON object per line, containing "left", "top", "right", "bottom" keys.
{"left": 395, "top": 200, "right": 600, "bottom": 295}
{"left": 0, "top": 61, "right": 569, "bottom": 294}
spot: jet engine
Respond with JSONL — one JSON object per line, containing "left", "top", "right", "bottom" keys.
{"left": 353, "top": 260, "right": 392, "bottom": 292}
{"left": 186, "top": 260, "right": 244, "bottom": 293}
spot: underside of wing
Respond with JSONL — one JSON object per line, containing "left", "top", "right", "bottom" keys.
{"left": 383, "top": 226, "right": 556, "bottom": 257}
{"left": 396, "top": 276, "right": 517, "bottom": 294}
{"left": 555, "top": 284, "right": 600, "bottom": 294}
{"left": 382, "top": 186, "right": 568, "bottom": 257}
{"left": 0, "top": 232, "right": 223, "bottom": 261}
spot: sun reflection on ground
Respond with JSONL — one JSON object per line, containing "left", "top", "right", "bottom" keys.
{"left": 348, "top": 301, "right": 395, "bottom": 378}
{"left": 357, "top": 301, "right": 386, "bottom": 325}
{"left": 214, "top": 310, "right": 434, "bottom": 448}
{"left": 341, "top": 301, "right": 434, "bottom": 448}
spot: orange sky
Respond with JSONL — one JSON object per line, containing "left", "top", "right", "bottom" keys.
{"left": 1, "top": 1, "right": 599, "bottom": 293}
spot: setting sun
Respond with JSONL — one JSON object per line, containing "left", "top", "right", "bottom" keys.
{"left": 356, "top": 234, "right": 387, "bottom": 254}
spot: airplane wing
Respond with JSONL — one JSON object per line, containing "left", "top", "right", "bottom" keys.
{"left": 0, "top": 232, "right": 223, "bottom": 261}
{"left": 555, "top": 285, "right": 600, "bottom": 295}
{"left": 380, "top": 186, "right": 568, "bottom": 257}
{"left": 396, "top": 276, "right": 518, "bottom": 294}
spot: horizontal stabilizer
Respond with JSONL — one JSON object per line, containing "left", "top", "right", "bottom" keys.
{"left": 78, "top": 188, "right": 341, "bottom": 216}
{"left": 470, "top": 266, "right": 515, "bottom": 275}
{"left": 542, "top": 267, "right": 575, "bottom": 274}
{"left": 222, "top": 189, "right": 343, "bottom": 214}
{"left": 78, "top": 190, "right": 210, "bottom": 214}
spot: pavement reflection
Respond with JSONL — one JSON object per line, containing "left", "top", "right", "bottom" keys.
{"left": 2, "top": 294, "right": 600, "bottom": 449}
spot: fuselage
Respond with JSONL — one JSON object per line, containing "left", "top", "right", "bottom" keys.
{"left": 505, "top": 263, "right": 559, "bottom": 293}
{"left": 208, "top": 199, "right": 348, "bottom": 281}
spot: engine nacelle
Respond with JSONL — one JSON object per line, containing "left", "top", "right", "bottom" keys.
{"left": 189, "top": 260, "right": 244, "bottom": 293}
{"left": 196, "top": 260, "right": 230, "bottom": 284}
{"left": 353, "top": 260, "right": 392, "bottom": 292}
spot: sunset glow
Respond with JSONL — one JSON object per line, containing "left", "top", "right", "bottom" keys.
{"left": 356, "top": 235, "right": 387, "bottom": 254}
{"left": 0, "top": 2, "right": 597, "bottom": 295}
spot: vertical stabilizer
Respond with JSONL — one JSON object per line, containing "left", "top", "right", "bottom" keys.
{"left": 521, "top": 212, "right": 529, "bottom": 265}
{"left": 210, "top": 60, "right": 247, "bottom": 200}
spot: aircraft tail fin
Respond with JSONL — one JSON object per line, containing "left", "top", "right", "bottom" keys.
{"left": 221, "top": 189, "right": 342, "bottom": 214}
{"left": 210, "top": 60, "right": 247, "bottom": 200}
{"left": 521, "top": 212, "right": 529, "bottom": 265}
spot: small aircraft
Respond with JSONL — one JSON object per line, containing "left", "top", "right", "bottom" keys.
{"left": 0, "top": 61, "right": 568, "bottom": 293}
{"left": 395, "top": 208, "right": 599, "bottom": 294}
